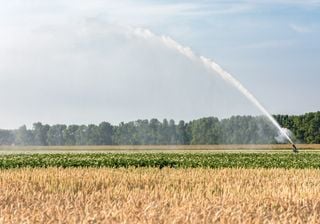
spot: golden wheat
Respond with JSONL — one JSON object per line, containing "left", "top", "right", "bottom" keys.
{"left": 0, "top": 168, "right": 320, "bottom": 223}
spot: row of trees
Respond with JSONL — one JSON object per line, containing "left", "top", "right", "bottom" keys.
{"left": 274, "top": 112, "right": 320, "bottom": 144}
{"left": 0, "top": 112, "right": 319, "bottom": 145}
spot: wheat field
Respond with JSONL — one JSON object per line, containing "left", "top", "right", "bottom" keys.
{"left": 0, "top": 168, "right": 320, "bottom": 223}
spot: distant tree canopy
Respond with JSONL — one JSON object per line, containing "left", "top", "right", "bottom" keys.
{"left": 0, "top": 112, "right": 319, "bottom": 146}
{"left": 274, "top": 112, "right": 320, "bottom": 144}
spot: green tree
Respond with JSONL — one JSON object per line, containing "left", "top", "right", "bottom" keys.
{"left": 64, "top": 125, "right": 79, "bottom": 145}
{"left": 47, "top": 125, "right": 67, "bottom": 145}
{"left": 0, "top": 130, "right": 15, "bottom": 145}
{"left": 87, "top": 124, "right": 100, "bottom": 145}
{"left": 75, "top": 125, "right": 88, "bottom": 145}
{"left": 113, "top": 122, "right": 139, "bottom": 145}
{"left": 149, "top": 119, "right": 161, "bottom": 144}
{"left": 32, "top": 122, "right": 49, "bottom": 145}
{"left": 98, "top": 122, "right": 113, "bottom": 145}
{"left": 176, "top": 120, "right": 189, "bottom": 144}
{"left": 15, "top": 125, "right": 34, "bottom": 145}
{"left": 190, "top": 117, "right": 220, "bottom": 144}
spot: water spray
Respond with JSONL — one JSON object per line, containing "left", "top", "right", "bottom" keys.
{"left": 132, "top": 27, "right": 298, "bottom": 152}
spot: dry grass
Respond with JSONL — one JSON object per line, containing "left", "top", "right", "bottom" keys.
{"left": 1, "top": 144, "right": 320, "bottom": 154}
{"left": 0, "top": 168, "right": 320, "bottom": 223}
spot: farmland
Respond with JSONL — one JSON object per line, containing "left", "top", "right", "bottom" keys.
{"left": 1, "top": 168, "right": 320, "bottom": 223}
{"left": 1, "top": 145, "right": 320, "bottom": 223}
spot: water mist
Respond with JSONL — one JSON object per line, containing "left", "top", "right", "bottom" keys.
{"left": 133, "top": 27, "right": 297, "bottom": 152}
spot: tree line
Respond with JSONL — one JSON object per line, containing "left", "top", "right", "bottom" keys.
{"left": 0, "top": 112, "right": 319, "bottom": 146}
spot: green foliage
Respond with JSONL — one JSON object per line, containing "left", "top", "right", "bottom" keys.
{"left": 47, "top": 125, "right": 67, "bottom": 146}
{"left": 98, "top": 122, "right": 113, "bottom": 145}
{"left": 0, "top": 153, "right": 320, "bottom": 169}
{"left": 15, "top": 125, "right": 34, "bottom": 145}
{"left": 190, "top": 117, "right": 220, "bottom": 144}
{"left": 0, "top": 111, "right": 319, "bottom": 145}
{"left": 64, "top": 125, "right": 79, "bottom": 145}
{"left": 33, "top": 122, "right": 49, "bottom": 145}
{"left": 275, "top": 112, "right": 320, "bottom": 144}
{"left": 0, "top": 130, "right": 14, "bottom": 145}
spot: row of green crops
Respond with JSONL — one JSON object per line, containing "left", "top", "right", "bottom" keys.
{"left": 0, "top": 153, "right": 320, "bottom": 169}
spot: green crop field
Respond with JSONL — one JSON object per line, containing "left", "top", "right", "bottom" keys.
{"left": 0, "top": 152, "right": 320, "bottom": 169}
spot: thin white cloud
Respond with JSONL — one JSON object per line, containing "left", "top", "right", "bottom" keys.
{"left": 244, "top": 0, "right": 320, "bottom": 7}
{"left": 290, "top": 24, "right": 312, "bottom": 33}
{"left": 0, "top": 1, "right": 254, "bottom": 31}
{"left": 238, "top": 40, "right": 296, "bottom": 49}
{"left": 84, "top": 1, "right": 253, "bottom": 26}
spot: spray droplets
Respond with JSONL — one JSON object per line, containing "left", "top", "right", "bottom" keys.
{"left": 276, "top": 128, "right": 294, "bottom": 144}
{"left": 132, "top": 27, "right": 155, "bottom": 39}
{"left": 161, "top": 36, "right": 195, "bottom": 60}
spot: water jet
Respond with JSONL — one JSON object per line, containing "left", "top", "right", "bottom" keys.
{"left": 133, "top": 27, "right": 297, "bottom": 148}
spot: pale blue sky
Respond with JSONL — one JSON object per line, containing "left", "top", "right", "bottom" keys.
{"left": 126, "top": 0, "right": 320, "bottom": 114}
{"left": 0, "top": 0, "right": 319, "bottom": 128}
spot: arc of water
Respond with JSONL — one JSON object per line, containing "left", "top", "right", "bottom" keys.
{"left": 132, "top": 27, "right": 293, "bottom": 144}
{"left": 199, "top": 56, "right": 293, "bottom": 144}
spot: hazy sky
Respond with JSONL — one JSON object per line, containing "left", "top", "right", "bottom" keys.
{"left": 0, "top": 0, "right": 319, "bottom": 129}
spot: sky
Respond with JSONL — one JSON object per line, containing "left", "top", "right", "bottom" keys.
{"left": 0, "top": 0, "right": 319, "bottom": 129}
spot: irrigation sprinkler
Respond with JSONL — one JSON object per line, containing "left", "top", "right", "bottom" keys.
{"left": 292, "top": 144, "right": 298, "bottom": 153}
